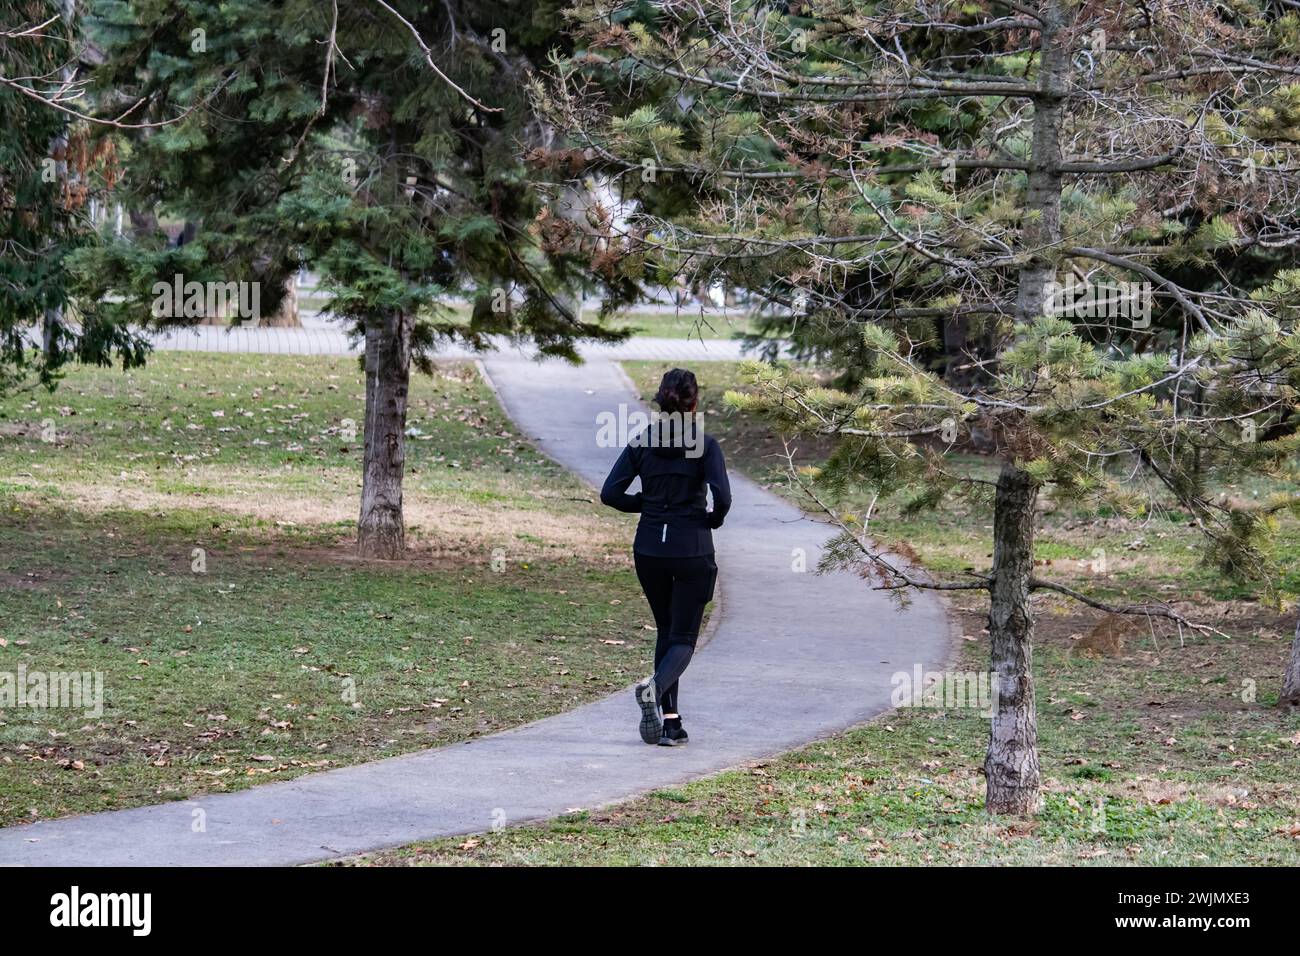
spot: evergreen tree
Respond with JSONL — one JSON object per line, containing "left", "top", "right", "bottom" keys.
{"left": 540, "top": 0, "right": 1300, "bottom": 812}
{"left": 0, "top": 0, "right": 145, "bottom": 394}
{"left": 78, "top": 0, "right": 632, "bottom": 557}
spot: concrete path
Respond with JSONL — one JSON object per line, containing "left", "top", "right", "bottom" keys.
{"left": 0, "top": 352, "right": 949, "bottom": 866}
{"left": 143, "top": 324, "right": 768, "bottom": 362}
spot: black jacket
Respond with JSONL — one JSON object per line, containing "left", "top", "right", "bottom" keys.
{"left": 600, "top": 420, "right": 732, "bottom": 557}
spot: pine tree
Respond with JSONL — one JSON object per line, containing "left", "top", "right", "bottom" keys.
{"left": 540, "top": 0, "right": 1300, "bottom": 812}
{"left": 76, "top": 0, "right": 633, "bottom": 557}
{"left": 0, "top": 0, "right": 145, "bottom": 394}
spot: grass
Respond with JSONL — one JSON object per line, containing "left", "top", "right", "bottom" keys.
{"left": 604, "top": 310, "right": 762, "bottom": 340}
{"left": 336, "top": 359, "right": 1300, "bottom": 866}
{"left": 0, "top": 353, "right": 659, "bottom": 825}
{"left": 347, "top": 626, "right": 1300, "bottom": 866}
{"left": 298, "top": 293, "right": 763, "bottom": 340}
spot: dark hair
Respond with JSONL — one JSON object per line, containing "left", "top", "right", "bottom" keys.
{"left": 654, "top": 368, "right": 699, "bottom": 414}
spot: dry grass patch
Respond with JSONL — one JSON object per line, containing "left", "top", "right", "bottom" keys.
{"left": 12, "top": 480, "right": 626, "bottom": 565}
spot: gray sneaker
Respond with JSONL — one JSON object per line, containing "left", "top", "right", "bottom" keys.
{"left": 634, "top": 678, "right": 662, "bottom": 745}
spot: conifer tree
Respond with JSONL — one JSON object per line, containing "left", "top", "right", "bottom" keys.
{"left": 78, "top": 0, "right": 632, "bottom": 557}
{"left": 0, "top": 0, "right": 145, "bottom": 393}
{"left": 539, "top": 0, "right": 1300, "bottom": 812}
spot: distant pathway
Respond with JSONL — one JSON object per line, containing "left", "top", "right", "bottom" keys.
{"left": 0, "top": 341, "right": 949, "bottom": 866}
{"left": 143, "top": 324, "right": 763, "bottom": 362}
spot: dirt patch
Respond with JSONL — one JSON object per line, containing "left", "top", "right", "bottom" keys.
{"left": 1131, "top": 779, "right": 1251, "bottom": 807}
{"left": 947, "top": 590, "right": 1292, "bottom": 722}
{"left": 0, "top": 568, "right": 70, "bottom": 590}
{"left": 185, "top": 535, "right": 632, "bottom": 576}
{"left": 0, "top": 422, "right": 33, "bottom": 439}
{"left": 948, "top": 589, "right": 1290, "bottom": 650}
{"left": 10, "top": 481, "right": 627, "bottom": 565}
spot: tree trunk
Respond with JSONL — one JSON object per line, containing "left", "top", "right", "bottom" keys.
{"left": 263, "top": 276, "right": 301, "bottom": 327}
{"left": 942, "top": 313, "right": 973, "bottom": 388}
{"left": 42, "top": 306, "right": 61, "bottom": 362}
{"left": 985, "top": 463, "right": 1042, "bottom": 814}
{"left": 43, "top": 0, "right": 74, "bottom": 365}
{"left": 357, "top": 309, "right": 411, "bottom": 559}
{"left": 1282, "top": 615, "right": 1300, "bottom": 708}
{"left": 979, "top": 0, "right": 1066, "bottom": 816}
{"left": 128, "top": 208, "right": 159, "bottom": 241}
{"left": 1013, "top": 0, "right": 1066, "bottom": 327}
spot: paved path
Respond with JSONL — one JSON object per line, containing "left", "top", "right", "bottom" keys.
{"left": 24, "top": 319, "right": 779, "bottom": 361}
{"left": 0, "top": 351, "right": 949, "bottom": 866}
{"left": 143, "top": 324, "right": 767, "bottom": 362}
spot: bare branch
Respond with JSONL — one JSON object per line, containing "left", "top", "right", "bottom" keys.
{"left": 371, "top": 0, "right": 500, "bottom": 113}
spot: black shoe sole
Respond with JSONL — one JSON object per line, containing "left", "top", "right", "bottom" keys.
{"left": 657, "top": 733, "right": 688, "bottom": 747}
{"left": 635, "top": 680, "right": 661, "bottom": 745}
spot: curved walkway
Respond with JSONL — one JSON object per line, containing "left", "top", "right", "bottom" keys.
{"left": 0, "top": 347, "right": 949, "bottom": 866}
{"left": 143, "top": 324, "right": 770, "bottom": 362}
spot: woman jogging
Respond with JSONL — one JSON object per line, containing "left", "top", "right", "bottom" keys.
{"left": 600, "top": 368, "right": 731, "bottom": 746}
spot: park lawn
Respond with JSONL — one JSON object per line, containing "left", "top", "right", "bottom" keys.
{"left": 345, "top": 626, "right": 1300, "bottom": 866}
{"left": 0, "top": 353, "right": 656, "bottom": 826}
{"left": 605, "top": 310, "right": 762, "bottom": 340}
{"left": 339, "top": 360, "right": 1300, "bottom": 865}
{"left": 299, "top": 293, "right": 761, "bottom": 340}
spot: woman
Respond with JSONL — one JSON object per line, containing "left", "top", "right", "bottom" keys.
{"left": 600, "top": 368, "right": 732, "bottom": 746}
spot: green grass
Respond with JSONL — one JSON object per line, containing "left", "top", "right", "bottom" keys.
{"left": 299, "top": 295, "right": 762, "bottom": 340}
{"left": 605, "top": 310, "right": 761, "bottom": 340}
{"left": 0, "top": 353, "right": 659, "bottom": 825}
{"left": 336, "top": 360, "right": 1300, "bottom": 866}
{"left": 0, "top": 352, "right": 577, "bottom": 511}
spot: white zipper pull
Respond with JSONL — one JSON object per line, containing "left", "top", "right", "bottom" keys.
{"left": 662, "top": 523, "right": 667, "bottom": 543}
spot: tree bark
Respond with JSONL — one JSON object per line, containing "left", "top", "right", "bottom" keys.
{"left": 42, "top": 0, "right": 74, "bottom": 366}
{"left": 985, "top": 463, "right": 1042, "bottom": 814}
{"left": 42, "top": 306, "right": 61, "bottom": 362}
{"left": 201, "top": 275, "right": 301, "bottom": 326}
{"left": 1282, "top": 615, "right": 1300, "bottom": 708}
{"left": 357, "top": 309, "right": 412, "bottom": 559}
{"left": 128, "top": 208, "right": 159, "bottom": 241}
{"left": 979, "top": 0, "right": 1066, "bottom": 816}
{"left": 263, "top": 276, "right": 301, "bottom": 327}
{"left": 1013, "top": 2, "right": 1066, "bottom": 327}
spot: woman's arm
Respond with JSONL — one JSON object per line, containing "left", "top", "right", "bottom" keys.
{"left": 599, "top": 445, "right": 643, "bottom": 513}
{"left": 704, "top": 438, "right": 732, "bottom": 528}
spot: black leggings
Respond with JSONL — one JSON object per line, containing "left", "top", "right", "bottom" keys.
{"left": 634, "top": 552, "right": 717, "bottom": 715}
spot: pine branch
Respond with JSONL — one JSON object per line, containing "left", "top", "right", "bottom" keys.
{"left": 371, "top": 0, "right": 500, "bottom": 113}
{"left": 1028, "top": 577, "right": 1228, "bottom": 638}
{"left": 783, "top": 443, "right": 992, "bottom": 594}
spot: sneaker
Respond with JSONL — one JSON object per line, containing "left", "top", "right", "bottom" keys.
{"left": 634, "top": 678, "right": 662, "bottom": 745}
{"left": 658, "top": 717, "right": 689, "bottom": 747}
